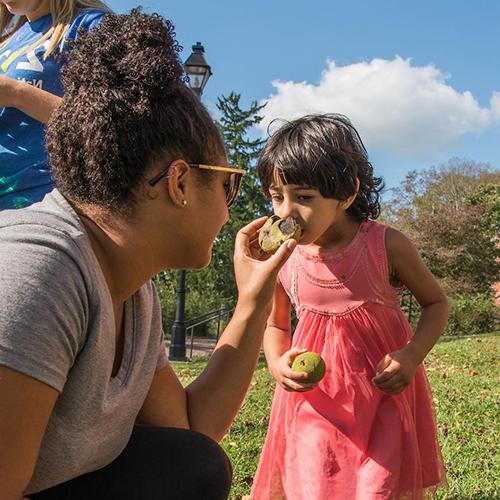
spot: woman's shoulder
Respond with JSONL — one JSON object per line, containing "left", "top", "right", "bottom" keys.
{"left": 0, "top": 191, "right": 94, "bottom": 285}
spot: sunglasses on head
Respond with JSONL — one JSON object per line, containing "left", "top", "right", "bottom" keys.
{"left": 148, "top": 163, "right": 246, "bottom": 209}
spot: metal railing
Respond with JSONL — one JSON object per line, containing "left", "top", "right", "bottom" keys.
{"left": 185, "top": 306, "right": 234, "bottom": 358}
{"left": 182, "top": 292, "right": 419, "bottom": 359}
{"left": 401, "top": 289, "right": 421, "bottom": 327}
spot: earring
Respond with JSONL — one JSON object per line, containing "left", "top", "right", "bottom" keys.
{"left": 182, "top": 200, "right": 187, "bottom": 206}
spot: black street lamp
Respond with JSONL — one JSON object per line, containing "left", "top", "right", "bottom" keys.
{"left": 184, "top": 42, "right": 212, "bottom": 97}
{"left": 169, "top": 42, "right": 212, "bottom": 362}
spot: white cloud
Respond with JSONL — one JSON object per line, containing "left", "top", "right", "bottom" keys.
{"left": 490, "top": 91, "right": 500, "bottom": 119}
{"left": 257, "top": 57, "right": 500, "bottom": 156}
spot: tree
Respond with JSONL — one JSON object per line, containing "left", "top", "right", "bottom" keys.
{"left": 384, "top": 158, "right": 500, "bottom": 296}
{"left": 155, "top": 93, "right": 269, "bottom": 334}
{"left": 467, "top": 183, "right": 500, "bottom": 242}
{"left": 208, "top": 92, "right": 270, "bottom": 296}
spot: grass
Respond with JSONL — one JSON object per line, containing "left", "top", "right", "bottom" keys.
{"left": 173, "top": 335, "right": 499, "bottom": 499}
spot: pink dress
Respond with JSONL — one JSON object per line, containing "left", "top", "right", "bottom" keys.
{"left": 251, "top": 221, "right": 446, "bottom": 500}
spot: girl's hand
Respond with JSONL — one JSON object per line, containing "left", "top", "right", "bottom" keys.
{"left": 269, "top": 347, "right": 317, "bottom": 392}
{"left": 0, "top": 75, "right": 20, "bottom": 108}
{"left": 234, "top": 217, "right": 297, "bottom": 308}
{"left": 0, "top": 76, "right": 60, "bottom": 122}
{"left": 372, "top": 345, "right": 421, "bottom": 395}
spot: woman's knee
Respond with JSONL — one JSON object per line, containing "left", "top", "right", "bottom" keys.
{"left": 131, "top": 426, "right": 232, "bottom": 499}
{"left": 178, "top": 429, "right": 233, "bottom": 499}
{"left": 28, "top": 427, "right": 233, "bottom": 500}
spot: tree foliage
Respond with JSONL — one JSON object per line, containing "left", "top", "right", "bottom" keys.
{"left": 385, "top": 158, "right": 499, "bottom": 297}
{"left": 205, "top": 92, "right": 270, "bottom": 300}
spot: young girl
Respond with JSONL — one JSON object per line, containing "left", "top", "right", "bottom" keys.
{"left": 251, "top": 114, "right": 449, "bottom": 500}
{"left": 0, "top": 0, "right": 109, "bottom": 210}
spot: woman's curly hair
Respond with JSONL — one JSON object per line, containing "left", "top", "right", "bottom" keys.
{"left": 46, "top": 9, "right": 224, "bottom": 213}
{"left": 258, "top": 114, "right": 384, "bottom": 220}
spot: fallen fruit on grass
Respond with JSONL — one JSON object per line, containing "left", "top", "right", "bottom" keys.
{"left": 258, "top": 215, "right": 302, "bottom": 254}
{"left": 291, "top": 351, "right": 326, "bottom": 383}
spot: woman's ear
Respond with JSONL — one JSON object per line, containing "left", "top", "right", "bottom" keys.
{"left": 166, "top": 160, "right": 190, "bottom": 208}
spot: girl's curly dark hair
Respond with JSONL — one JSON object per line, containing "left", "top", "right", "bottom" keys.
{"left": 258, "top": 114, "right": 384, "bottom": 220}
{"left": 46, "top": 9, "right": 224, "bottom": 213}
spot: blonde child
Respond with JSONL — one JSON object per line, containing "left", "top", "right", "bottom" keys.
{"left": 251, "top": 114, "right": 449, "bottom": 499}
{"left": 0, "top": 0, "right": 109, "bottom": 209}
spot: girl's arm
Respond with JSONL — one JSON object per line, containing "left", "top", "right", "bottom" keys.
{"left": 0, "top": 75, "right": 62, "bottom": 124}
{"left": 263, "top": 280, "right": 292, "bottom": 365}
{"left": 263, "top": 280, "right": 314, "bottom": 392}
{"left": 373, "top": 228, "right": 450, "bottom": 394}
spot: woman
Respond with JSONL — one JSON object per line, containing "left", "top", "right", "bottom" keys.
{"left": 0, "top": 9, "right": 296, "bottom": 500}
{"left": 0, "top": 0, "right": 109, "bottom": 210}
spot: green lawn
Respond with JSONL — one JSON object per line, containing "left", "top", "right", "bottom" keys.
{"left": 173, "top": 335, "right": 500, "bottom": 499}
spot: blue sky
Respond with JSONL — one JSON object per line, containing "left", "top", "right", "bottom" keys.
{"left": 107, "top": 0, "right": 500, "bottom": 190}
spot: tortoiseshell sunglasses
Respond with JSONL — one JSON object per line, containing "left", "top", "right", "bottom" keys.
{"left": 148, "top": 163, "right": 246, "bottom": 209}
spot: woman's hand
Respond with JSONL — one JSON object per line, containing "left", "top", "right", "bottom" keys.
{"left": 0, "top": 75, "right": 20, "bottom": 108}
{"left": 234, "top": 217, "right": 296, "bottom": 308}
{"left": 373, "top": 344, "right": 422, "bottom": 395}
{"left": 269, "top": 347, "right": 317, "bottom": 392}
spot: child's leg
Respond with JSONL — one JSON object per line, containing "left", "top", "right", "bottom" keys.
{"left": 29, "top": 426, "right": 232, "bottom": 500}
{"left": 356, "top": 396, "right": 402, "bottom": 500}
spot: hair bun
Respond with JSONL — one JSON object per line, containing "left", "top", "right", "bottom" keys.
{"left": 46, "top": 9, "right": 224, "bottom": 212}
{"left": 61, "top": 8, "right": 184, "bottom": 104}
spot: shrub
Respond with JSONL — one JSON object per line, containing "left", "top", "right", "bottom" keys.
{"left": 445, "top": 292, "right": 498, "bottom": 336}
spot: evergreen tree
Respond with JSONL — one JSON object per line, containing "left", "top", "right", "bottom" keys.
{"left": 194, "top": 92, "right": 270, "bottom": 303}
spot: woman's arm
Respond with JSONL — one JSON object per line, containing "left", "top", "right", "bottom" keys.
{"left": 0, "top": 366, "right": 59, "bottom": 499}
{"left": 185, "top": 300, "right": 273, "bottom": 441}
{"left": 138, "top": 218, "right": 297, "bottom": 441}
{"left": 136, "top": 363, "right": 190, "bottom": 430}
{"left": 136, "top": 301, "right": 274, "bottom": 441}
{"left": 185, "top": 219, "right": 298, "bottom": 441}
{"left": 0, "top": 75, "right": 61, "bottom": 124}
{"left": 373, "top": 228, "right": 450, "bottom": 394}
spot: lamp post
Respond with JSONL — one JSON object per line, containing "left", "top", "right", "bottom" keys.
{"left": 184, "top": 42, "right": 212, "bottom": 98}
{"left": 169, "top": 42, "right": 212, "bottom": 362}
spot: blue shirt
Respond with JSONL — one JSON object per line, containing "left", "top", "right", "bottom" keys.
{"left": 0, "top": 9, "right": 105, "bottom": 210}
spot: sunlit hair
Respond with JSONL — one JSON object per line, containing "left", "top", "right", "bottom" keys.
{"left": 0, "top": 0, "right": 110, "bottom": 59}
{"left": 258, "top": 114, "right": 384, "bottom": 221}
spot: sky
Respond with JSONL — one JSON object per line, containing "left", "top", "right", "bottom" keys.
{"left": 107, "top": 0, "right": 500, "bottom": 191}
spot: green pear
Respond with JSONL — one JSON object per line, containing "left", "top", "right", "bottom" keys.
{"left": 291, "top": 351, "right": 326, "bottom": 383}
{"left": 259, "top": 215, "right": 302, "bottom": 254}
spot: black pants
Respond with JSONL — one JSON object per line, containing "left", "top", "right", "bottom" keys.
{"left": 29, "top": 426, "right": 232, "bottom": 500}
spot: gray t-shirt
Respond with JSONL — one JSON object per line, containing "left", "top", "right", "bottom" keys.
{"left": 0, "top": 190, "right": 168, "bottom": 494}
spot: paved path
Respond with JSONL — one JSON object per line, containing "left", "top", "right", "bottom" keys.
{"left": 166, "top": 336, "right": 265, "bottom": 361}
{"left": 165, "top": 336, "right": 218, "bottom": 359}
